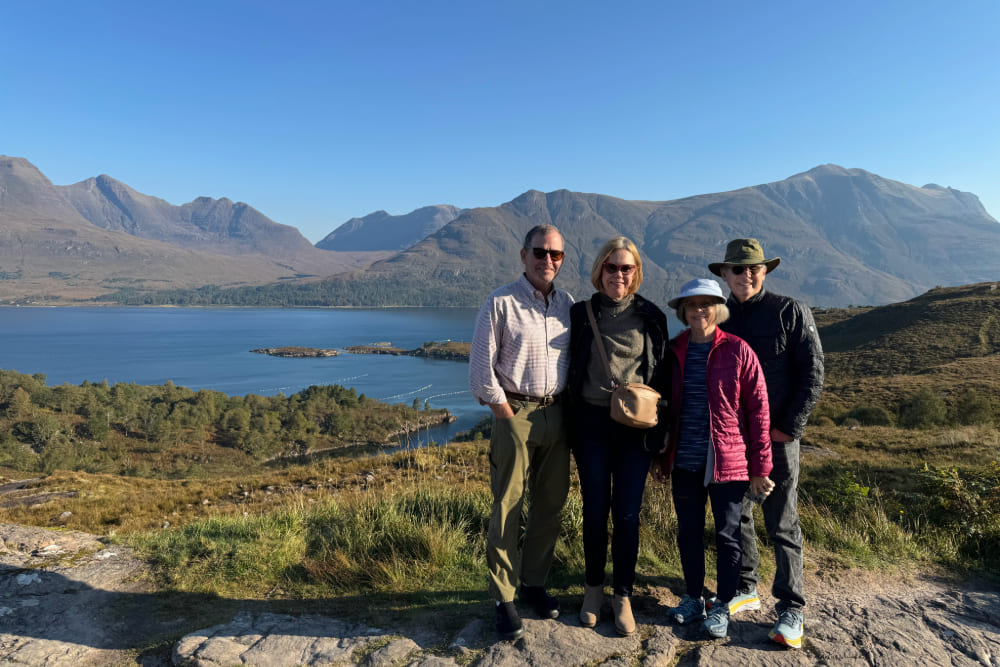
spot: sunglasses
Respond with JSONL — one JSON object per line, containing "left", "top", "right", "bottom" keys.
{"left": 603, "top": 262, "right": 636, "bottom": 276}
{"left": 728, "top": 264, "right": 764, "bottom": 275}
{"left": 531, "top": 247, "right": 566, "bottom": 261}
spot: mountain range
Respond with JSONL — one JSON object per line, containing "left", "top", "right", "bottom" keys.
{"left": 0, "top": 156, "right": 385, "bottom": 302}
{"left": 330, "top": 165, "right": 1000, "bottom": 307}
{"left": 1, "top": 156, "right": 997, "bottom": 307}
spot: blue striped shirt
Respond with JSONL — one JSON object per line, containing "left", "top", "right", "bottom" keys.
{"left": 675, "top": 340, "right": 712, "bottom": 472}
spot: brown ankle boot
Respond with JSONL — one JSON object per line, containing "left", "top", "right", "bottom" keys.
{"left": 579, "top": 584, "right": 604, "bottom": 627}
{"left": 613, "top": 594, "right": 635, "bottom": 636}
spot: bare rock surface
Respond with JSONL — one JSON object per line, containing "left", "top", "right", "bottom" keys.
{"left": 2, "top": 522, "right": 999, "bottom": 666}
{"left": 0, "top": 522, "right": 172, "bottom": 665}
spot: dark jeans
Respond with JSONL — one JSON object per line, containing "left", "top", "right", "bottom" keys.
{"left": 739, "top": 438, "right": 805, "bottom": 611}
{"left": 573, "top": 408, "right": 653, "bottom": 597}
{"left": 671, "top": 467, "right": 748, "bottom": 604}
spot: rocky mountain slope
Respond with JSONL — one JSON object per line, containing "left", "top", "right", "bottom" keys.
{"left": 316, "top": 204, "right": 464, "bottom": 251}
{"left": 62, "top": 174, "right": 315, "bottom": 257}
{"left": 353, "top": 165, "right": 1000, "bottom": 307}
{"left": 0, "top": 156, "right": 384, "bottom": 302}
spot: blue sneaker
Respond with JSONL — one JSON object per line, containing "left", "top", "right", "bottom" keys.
{"left": 707, "top": 586, "right": 761, "bottom": 615}
{"left": 703, "top": 604, "right": 729, "bottom": 639}
{"left": 769, "top": 609, "right": 804, "bottom": 648}
{"left": 667, "top": 595, "right": 706, "bottom": 625}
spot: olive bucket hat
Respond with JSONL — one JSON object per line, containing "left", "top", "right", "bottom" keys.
{"left": 708, "top": 238, "right": 781, "bottom": 276}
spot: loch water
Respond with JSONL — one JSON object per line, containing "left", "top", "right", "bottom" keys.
{"left": 0, "top": 307, "right": 486, "bottom": 450}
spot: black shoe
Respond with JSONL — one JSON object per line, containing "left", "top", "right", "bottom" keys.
{"left": 495, "top": 601, "right": 524, "bottom": 640}
{"left": 520, "top": 585, "right": 560, "bottom": 619}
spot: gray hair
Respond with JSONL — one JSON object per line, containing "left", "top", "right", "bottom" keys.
{"left": 523, "top": 224, "right": 562, "bottom": 249}
{"left": 675, "top": 301, "right": 730, "bottom": 327}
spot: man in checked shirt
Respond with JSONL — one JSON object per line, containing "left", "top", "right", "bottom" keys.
{"left": 469, "top": 223, "right": 574, "bottom": 640}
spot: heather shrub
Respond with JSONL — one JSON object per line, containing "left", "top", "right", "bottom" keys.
{"left": 843, "top": 404, "right": 894, "bottom": 426}
{"left": 899, "top": 388, "right": 948, "bottom": 429}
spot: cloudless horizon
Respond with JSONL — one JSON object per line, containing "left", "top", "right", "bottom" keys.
{"left": 3, "top": 1, "right": 998, "bottom": 243}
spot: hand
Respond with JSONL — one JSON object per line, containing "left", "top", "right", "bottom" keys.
{"left": 750, "top": 476, "right": 774, "bottom": 499}
{"left": 650, "top": 432, "right": 670, "bottom": 481}
{"left": 490, "top": 402, "right": 515, "bottom": 419}
{"left": 770, "top": 427, "right": 793, "bottom": 443}
{"left": 649, "top": 431, "right": 669, "bottom": 456}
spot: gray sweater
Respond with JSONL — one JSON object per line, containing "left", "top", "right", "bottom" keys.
{"left": 581, "top": 294, "right": 646, "bottom": 406}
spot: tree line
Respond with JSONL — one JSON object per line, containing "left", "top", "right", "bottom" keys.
{"left": 97, "top": 274, "right": 500, "bottom": 308}
{"left": 0, "top": 370, "right": 447, "bottom": 476}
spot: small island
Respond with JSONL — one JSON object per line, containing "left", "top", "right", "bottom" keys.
{"left": 342, "top": 340, "right": 470, "bottom": 362}
{"left": 250, "top": 341, "right": 470, "bottom": 361}
{"left": 251, "top": 346, "right": 340, "bottom": 358}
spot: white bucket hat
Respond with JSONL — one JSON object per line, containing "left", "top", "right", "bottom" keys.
{"left": 667, "top": 278, "right": 726, "bottom": 309}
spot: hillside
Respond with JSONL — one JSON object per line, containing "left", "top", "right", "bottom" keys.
{"left": 316, "top": 205, "right": 464, "bottom": 252}
{"left": 0, "top": 156, "right": 385, "bottom": 302}
{"left": 816, "top": 281, "right": 1000, "bottom": 412}
{"left": 353, "top": 165, "right": 999, "bottom": 308}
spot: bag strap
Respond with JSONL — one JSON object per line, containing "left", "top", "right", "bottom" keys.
{"left": 585, "top": 300, "right": 619, "bottom": 388}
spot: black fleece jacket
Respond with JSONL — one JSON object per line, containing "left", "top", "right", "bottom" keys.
{"left": 719, "top": 289, "right": 824, "bottom": 440}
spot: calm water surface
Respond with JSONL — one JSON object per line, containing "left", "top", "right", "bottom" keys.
{"left": 0, "top": 307, "right": 487, "bottom": 448}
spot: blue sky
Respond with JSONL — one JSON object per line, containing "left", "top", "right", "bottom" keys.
{"left": 3, "top": 1, "right": 998, "bottom": 242}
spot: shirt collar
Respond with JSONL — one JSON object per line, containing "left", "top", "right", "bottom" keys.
{"left": 518, "top": 273, "right": 562, "bottom": 303}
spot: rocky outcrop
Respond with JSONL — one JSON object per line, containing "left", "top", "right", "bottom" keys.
{"left": 3, "top": 521, "right": 999, "bottom": 666}
{"left": 344, "top": 341, "right": 470, "bottom": 362}
{"left": 170, "top": 574, "right": 1000, "bottom": 666}
{"left": 250, "top": 346, "right": 339, "bottom": 358}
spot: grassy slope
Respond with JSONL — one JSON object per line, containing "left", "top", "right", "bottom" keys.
{"left": 818, "top": 282, "right": 1000, "bottom": 410}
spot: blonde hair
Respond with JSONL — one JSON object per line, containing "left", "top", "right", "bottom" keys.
{"left": 675, "top": 301, "right": 730, "bottom": 327}
{"left": 590, "top": 237, "right": 643, "bottom": 296}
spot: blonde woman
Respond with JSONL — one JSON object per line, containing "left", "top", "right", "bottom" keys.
{"left": 566, "top": 237, "right": 671, "bottom": 636}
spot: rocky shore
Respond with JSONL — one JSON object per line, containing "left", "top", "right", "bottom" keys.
{"left": 250, "top": 341, "right": 470, "bottom": 361}
{"left": 251, "top": 346, "right": 340, "bottom": 358}
{"left": 344, "top": 341, "right": 470, "bottom": 361}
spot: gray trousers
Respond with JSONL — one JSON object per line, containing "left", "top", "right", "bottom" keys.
{"left": 486, "top": 400, "right": 570, "bottom": 603}
{"left": 739, "top": 438, "right": 805, "bottom": 611}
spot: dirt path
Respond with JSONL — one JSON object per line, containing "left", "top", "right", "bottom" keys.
{"left": 1, "top": 522, "right": 998, "bottom": 666}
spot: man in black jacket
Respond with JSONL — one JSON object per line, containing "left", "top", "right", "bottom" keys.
{"left": 708, "top": 238, "right": 824, "bottom": 650}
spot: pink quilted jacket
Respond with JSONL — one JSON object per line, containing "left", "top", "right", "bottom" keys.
{"left": 662, "top": 328, "right": 773, "bottom": 482}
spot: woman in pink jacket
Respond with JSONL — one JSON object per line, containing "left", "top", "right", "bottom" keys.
{"left": 661, "top": 278, "right": 774, "bottom": 640}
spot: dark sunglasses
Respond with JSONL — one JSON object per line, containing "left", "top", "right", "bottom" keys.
{"left": 531, "top": 247, "right": 566, "bottom": 261}
{"left": 729, "top": 264, "right": 764, "bottom": 275}
{"left": 603, "top": 262, "right": 636, "bottom": 275}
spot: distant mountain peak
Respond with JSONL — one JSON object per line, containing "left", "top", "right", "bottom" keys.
{"left": 316, "top": 204, "right": 463, "bottom": 252}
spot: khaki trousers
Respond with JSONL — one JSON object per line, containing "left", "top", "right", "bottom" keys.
{"left": 486, "top": 400, "right": 570, "bottom": 602}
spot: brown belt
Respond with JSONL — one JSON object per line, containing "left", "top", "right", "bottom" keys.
{"left": 505, "top": 391, "right": 559, "bottom": 406}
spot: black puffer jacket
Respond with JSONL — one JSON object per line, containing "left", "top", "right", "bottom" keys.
{"left": 719, "top": 289, "right": 824, "bottom": 440}
{"left": 566, "top": 293, "right": 672, "bottom": 446}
